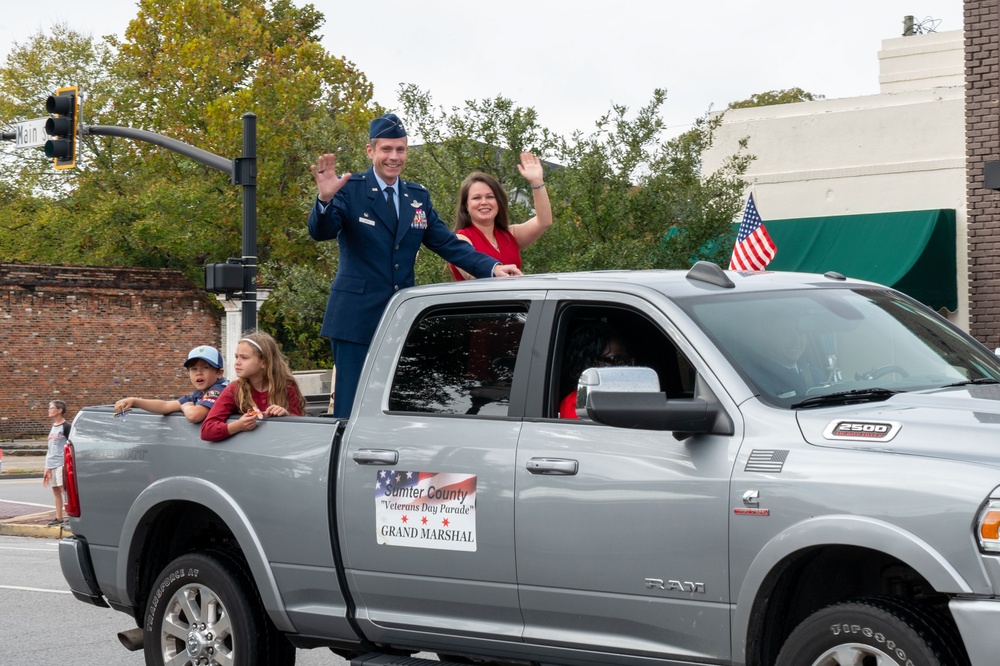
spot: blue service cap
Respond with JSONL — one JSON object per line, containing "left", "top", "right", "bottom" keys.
{"left": 184, "top": 345, "right": 224, "bottom": 369}
{"left": 369, "top": 113, "right": 406, "bottom": 139}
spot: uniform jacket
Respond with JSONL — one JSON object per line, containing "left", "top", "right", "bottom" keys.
{"left": 308, "top": 167, "right": 498, "bottom": 344}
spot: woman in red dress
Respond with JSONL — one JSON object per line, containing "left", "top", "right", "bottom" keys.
{"left": 448, "top": 152, "right": 553, "bottom": 280}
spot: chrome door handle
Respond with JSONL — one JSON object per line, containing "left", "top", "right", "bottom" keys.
{"left": 353, "top": 449, "right": 399, "bottom": 465}
{"left": 526, "top": 458, "right": 579, "bottom": 475}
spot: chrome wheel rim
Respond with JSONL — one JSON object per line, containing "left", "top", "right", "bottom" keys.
{"left": 811, "top": 642, "right": 898, "bottom": 666}
{"left": 160, "top": 583, "right": 234, "bottom": 666}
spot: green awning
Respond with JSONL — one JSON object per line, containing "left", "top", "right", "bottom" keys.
{"left": 745, "top": 209, "right": 957, "bottom": 312}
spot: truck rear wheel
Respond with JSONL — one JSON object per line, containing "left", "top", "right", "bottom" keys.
{"left": 775, "top": 597, "right": 965, "bottom": 666}
{"left": 144, "top": 551, "right": 294, "bottom": 666}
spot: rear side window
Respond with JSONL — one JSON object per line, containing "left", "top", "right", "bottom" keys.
{"left": 388, "top": 308, "right": 527, "bottom": 416}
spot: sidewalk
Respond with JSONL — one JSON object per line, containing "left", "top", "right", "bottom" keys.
{"left": 0, "top": 440, "right": 69, "bottom": 538}
{"left": 1, "top": 442, "right": 47, "bottom": 476}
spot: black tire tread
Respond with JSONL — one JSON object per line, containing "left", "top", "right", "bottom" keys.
{"left": 866, "top": 596, "right": 969, "bottom": 666}
{"left": 776, "top": 596, "right": 967, "bottom": 666}
{"left": 205, "top": 549, "right": 296, "bottom": 666}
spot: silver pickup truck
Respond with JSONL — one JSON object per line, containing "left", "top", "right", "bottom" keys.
{"left": 60, "top": 263, "right": 1000, "bottom": 666}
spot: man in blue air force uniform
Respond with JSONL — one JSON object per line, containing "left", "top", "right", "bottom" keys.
{"left": 309, "top": 113, "right": 522, "bottom": 417}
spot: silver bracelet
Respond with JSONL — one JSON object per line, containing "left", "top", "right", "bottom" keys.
{"left": 531, "top": 182, "right": 546, "bottom": 190}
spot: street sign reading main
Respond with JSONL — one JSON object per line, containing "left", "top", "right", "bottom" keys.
{"left": 14, "top": 118, "right": 50, "bottom": 149}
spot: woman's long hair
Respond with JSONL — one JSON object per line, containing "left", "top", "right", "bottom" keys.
{"left": 560, "top": 322, "right": 619, "bottom": 394}
{"left": 232, "top": 330, "right": 304, "bottom": 414}
{"left": 455, "top": 172, "right": 510, "bottom": 232}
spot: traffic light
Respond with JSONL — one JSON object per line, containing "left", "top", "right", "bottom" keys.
{"left": 44, "top": 86, "right": 78, "bottom": 169}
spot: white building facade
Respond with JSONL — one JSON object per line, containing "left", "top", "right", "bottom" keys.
{"left": 702, "top": 30, "right": 966, "bottom": 326}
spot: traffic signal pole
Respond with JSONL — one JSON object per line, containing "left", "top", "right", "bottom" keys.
{"left": 82, "top": 118, "right": 258, "bottom": 332}
{"left": 82, "top": 124, "right": 232, "bottom": 172}
{"left": 238, "top": 114, "right": 257, "bottom": 335}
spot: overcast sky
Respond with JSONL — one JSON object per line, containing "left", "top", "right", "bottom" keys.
{"left": 0, "top": 1, "right": 963, "bottom": 140}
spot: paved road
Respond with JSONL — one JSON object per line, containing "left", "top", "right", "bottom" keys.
{"left": 0, "top": 535, "right": 357, "bottom": 664}
{"left": 0, "top": 476, "right": 363, "bottom": 664}
{"left": 0, "top": 475, "right": 51, "bottom": 506}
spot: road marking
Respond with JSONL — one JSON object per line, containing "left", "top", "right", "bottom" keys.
{"left": 0, "top": 584, "right": 71, "bottom": 594}
{"left": 0, "top": 499, "right": 51, "bottom": 508}
{"left": 0, "top": 545, "right": 58, "bottom": 552}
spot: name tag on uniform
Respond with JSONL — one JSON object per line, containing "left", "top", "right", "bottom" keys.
{"left": 358, "top": 216, "right": 375, "bottom": 226}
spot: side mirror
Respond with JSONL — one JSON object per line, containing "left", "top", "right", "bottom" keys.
{"left": 576, "top": 366, "right": 661, "bottom": 418}
{"left": 577, "top": 366, "right": 723, "bottom": 435}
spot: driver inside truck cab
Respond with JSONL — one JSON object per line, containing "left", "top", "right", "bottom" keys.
{"left": 558, "top": 321, "right": 633, "bottom": 419}
{"left": 748, "top": 312, "right": 825, "bottom": 400}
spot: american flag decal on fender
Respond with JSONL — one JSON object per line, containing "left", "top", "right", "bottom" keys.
{"left": 744, "top": 449, "right": 789, "bottom": 473}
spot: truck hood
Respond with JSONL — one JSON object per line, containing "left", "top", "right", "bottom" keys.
{"left": 796, "top": 385, "right": 1000, "bottom": 464}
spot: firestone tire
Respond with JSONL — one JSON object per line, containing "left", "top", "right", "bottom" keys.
{"left": 775, "top": 597, "right": 966, "bottom": 666}
{"left": 143, "top": 551, "right": 295, "bottom": 666}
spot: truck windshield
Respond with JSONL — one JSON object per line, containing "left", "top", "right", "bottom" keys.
{"left": 682, "top": 288, "right": 1000, "bottom": 408}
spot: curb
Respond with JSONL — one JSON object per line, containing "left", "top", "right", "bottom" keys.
{"left": 0, "top": 473, "right": 44, "bottom": 480}
{"left": 0, "top": 522, "right": 66, "bottom": 538}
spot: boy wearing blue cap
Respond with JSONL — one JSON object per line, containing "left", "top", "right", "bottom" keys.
{"left": 308, "top": 113, "right": 522, "bottom": 417}
{"left": 114, "top": 345, "right": 229, "bottom": 424}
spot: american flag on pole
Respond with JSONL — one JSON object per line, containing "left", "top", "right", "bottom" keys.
{"left": 729, "top": 193, "right": 776, "bottom": 271}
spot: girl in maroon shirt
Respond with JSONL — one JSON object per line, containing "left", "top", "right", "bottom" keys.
{"left": 449, "top": 151, "right": 553, "bottom": 280}
{"left": 201, "top": 331, "right": 305, "bottom": 442}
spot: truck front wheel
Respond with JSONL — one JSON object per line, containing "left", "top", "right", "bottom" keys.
{"left": 143, "top": 551, "right": 294, "bottom": 666}
{"left": 775, "top": 597, "right": 965, "bottom": 666}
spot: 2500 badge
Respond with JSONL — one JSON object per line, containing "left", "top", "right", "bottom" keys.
{"left": 823, "top": 420, "right": 901, "bottom": 441}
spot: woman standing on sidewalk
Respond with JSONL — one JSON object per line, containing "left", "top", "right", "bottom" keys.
{"left": 42, "top": 400, "right": 70, "bottom": 526}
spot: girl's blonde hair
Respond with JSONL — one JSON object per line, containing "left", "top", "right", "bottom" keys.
{"left": 232, "top": 330, "right": 304, "bottom": 415}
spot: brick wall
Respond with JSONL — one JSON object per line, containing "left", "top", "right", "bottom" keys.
{"left": 0, "top": 264, "right": 221, "bottom": 437}
{"left": 966, "top": 0, "right": 1000, "bottom": 346}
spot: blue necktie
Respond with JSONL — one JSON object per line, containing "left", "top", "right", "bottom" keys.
{"left": 385, "top": 186, "right": 398, "bottom": 224}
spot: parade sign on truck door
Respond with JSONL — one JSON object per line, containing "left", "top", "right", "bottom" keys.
{"left": 375, "top": 470, "right": 477, "bottom": 552}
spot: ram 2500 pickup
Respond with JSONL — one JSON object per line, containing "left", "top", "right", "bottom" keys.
{"left": 60, "top": 263, "right": 1000, "bottom": 666}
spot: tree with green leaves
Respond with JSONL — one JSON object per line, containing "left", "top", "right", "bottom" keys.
{"left": 0, "top": 25, "right": 118, "bottom": 260}
{"left": 397, "top": 86, "right": 754, "bottom": 281}
{"left": 102, "top": 0, "right": 375, "bottom": 269}
{"left": 106, "top": 0, "right": 378, "bottom": 366}
{"left": 0, "top": 4, "right": 757, "bottom": 370}
{"left": 0, "top": 0, "right": 378, "bottom": 366}
{"left": 728, "top": 87, "right": 823, "bottom": 109}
